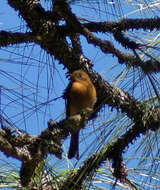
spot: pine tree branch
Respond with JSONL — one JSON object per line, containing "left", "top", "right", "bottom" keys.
{"left": 0, "top": 31, "right": 34, "bottom": 47}
{"left": 0, "top": 108, "right": 93, "bottom": 186}
{"left": 61, "top": 106, "right": 160, "bottom": 189}
{"left": 4, "top": 1, "right": 160, "bottom": 189}
{"left": 0, "top": 71, "right": 160, "bottom": 186}
{"left": 8, "top": 0, "right": 160, "bottom": 74}
{"left": 83, "top": 18, "right": 160, "bottom": 33}
{"left": 8, "top": 0, "right": 92, "bottom": 71}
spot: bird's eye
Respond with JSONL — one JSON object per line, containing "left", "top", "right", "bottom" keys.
{"left": 78, "top": 73, "right": 87, "bottom": 81}
{"left": 78, "top": 73, "right": 85, "bottom": 79}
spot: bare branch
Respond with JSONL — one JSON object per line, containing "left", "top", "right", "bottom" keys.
{"left": 0, "top": 31, "right": 35, "bottom": 47}
{"left": 83, "top": 18, "right": 160, "bottom": 33}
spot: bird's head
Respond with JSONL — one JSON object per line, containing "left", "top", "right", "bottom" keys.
{"left": 70, "top": 70, "right": 91, "bottom": 83}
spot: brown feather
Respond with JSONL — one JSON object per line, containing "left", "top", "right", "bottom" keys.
{"left": 66, "top": 70, "right": 96, "bottom": 159}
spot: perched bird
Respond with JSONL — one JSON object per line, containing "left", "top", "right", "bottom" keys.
{"left": 64, "top": 70, "right": 96, "bottom": 159}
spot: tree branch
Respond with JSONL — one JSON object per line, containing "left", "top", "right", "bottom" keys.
{"left": 61, "top": 106, "right": 160, "bottom": 189}
{"left": 83, "top": 18, "right": 160, "bottom": 33}
{"left": 0, "top": 31, "right": 35, "bottom": 47}
{"left": 0, "top": 108, "right": 93, "bottom": 186}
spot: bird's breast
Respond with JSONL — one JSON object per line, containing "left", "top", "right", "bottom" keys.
{"left": 69, "top": 81, "right": 96, "bottom": 115}
{"left": 71, "top": 82, "right": 88, "bottom": 96}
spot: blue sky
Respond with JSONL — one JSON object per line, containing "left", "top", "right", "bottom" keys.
{"left": 0, "top": 0, "right": 160, "bottom": 189}
{"left": 0, "top": 1, "right": 116, "bottom": 133}
{"left": 0, "top": 1, "right": 123, "bottom": 173}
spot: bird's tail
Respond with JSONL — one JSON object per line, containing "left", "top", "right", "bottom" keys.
{"left": 68, "top": 131, "right": 79, "bottom": 159}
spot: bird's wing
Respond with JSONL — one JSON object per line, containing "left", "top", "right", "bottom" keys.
{"left": 63, "top": 82, "right": 72, "bottom": 118}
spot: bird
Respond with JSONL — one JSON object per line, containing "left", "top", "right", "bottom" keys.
{"left": 64, "top": 70, "right": 96, "bottom": 159}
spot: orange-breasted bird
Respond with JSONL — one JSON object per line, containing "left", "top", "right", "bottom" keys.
{"left": 64, "top": 70, "right": 96, "bottom": 159}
